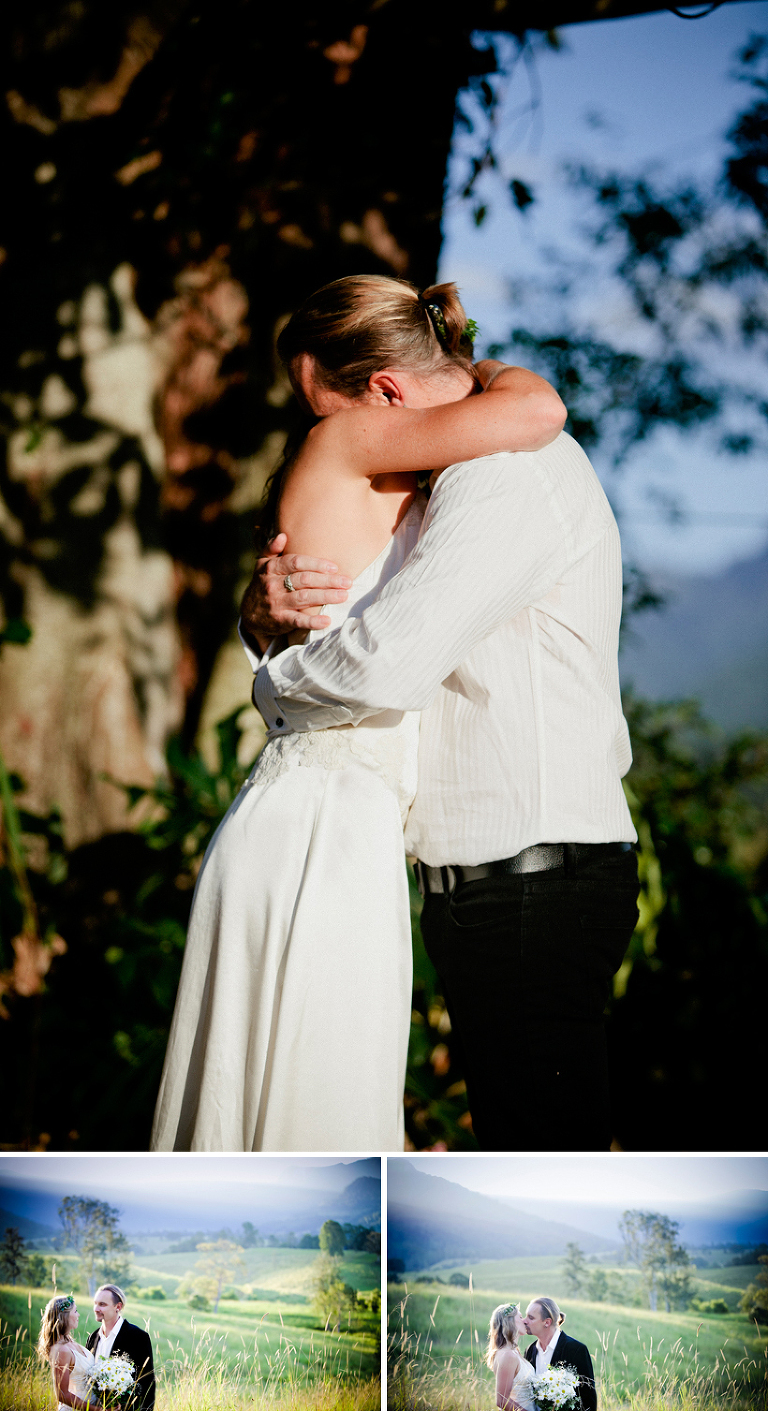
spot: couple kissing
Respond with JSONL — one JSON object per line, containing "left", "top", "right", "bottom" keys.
{"left": 487, "top": 1296, "right": 596, "bottom": 1411}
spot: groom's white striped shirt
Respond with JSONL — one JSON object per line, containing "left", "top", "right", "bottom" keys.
{"left": 250, "top": 433, "right": 636, "bottom": 866}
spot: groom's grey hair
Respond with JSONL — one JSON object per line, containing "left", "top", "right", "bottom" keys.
{"left": 531, "top": 1296, "right": 564, "bottom": 1327}
{"left": 97, "top": 1284, "right": 126, "bottom": 1308}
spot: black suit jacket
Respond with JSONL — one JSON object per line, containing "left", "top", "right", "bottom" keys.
{"left": 87, "top": 1320, "right": 155, "bottom": 1411}
{"left": 525, "top": 1330, "right": 597, "bottom": 1411}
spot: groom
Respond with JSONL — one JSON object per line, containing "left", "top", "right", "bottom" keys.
{"left": 524, "top": 1298, "right": 597, "bottom": 1411}
{"left": 88, "top": 1285, "right": 155, "bottom": 1411}
{"left": 240, "top": 398, "right": 639, "bottom": 1150}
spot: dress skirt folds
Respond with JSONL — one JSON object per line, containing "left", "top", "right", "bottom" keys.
{"left": 150, "top": 500, "right": 423, "bottom": 1152}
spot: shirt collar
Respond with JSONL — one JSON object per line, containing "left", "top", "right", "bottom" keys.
{"left": 537, "top": 1327, "right": 561, "bottom": 1357}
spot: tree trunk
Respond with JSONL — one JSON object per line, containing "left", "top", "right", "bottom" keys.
{"left": 1, "top": 0, "right": 490, "bottom": 849}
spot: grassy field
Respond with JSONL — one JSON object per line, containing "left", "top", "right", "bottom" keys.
{"left": 1, "top": 1249, "right": 381, "bottom": 1411}
{"left": 0, "top": 1354, "right": 380, "bottom": 1411}
{"left": 400, "top": 1252, "right": 765, "bottom": 1315}
{"left": 387, "top": 1258, "right": 768, "bottom": 1410}
{"left": 130, "top": 1246, "right": 379, "bottom": 1300}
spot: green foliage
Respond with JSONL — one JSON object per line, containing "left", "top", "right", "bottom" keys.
{"left": 179, "top": 1240, "right": 246, "bottom": 1313}
{"left": 741, "top": 1256, "right": 768, "bottom": 1323}
{"left": 22, "top": 1254, "right": 50, "bottom": 1289}
{"left": 0, "top": 1228, "right": 26, "bottom": 1286}
{"left": 312, "top": 1254, "right": 357, "bottom": 1330}
{"left": 57, "top": 1197, "right": 132, "bottom": 1295}
{"left": 0, "top": 706, "right": 259, "bottom": 1149}
{"left": 319, "top": 1222, "right": 346, "bottom": 1259}
{"left": 142, "top": 1286, "right": 167, "bottom": 1301}
{"left": 619, "top": 1210, "right": 692, "bottom": 1314}
{"left": 608, "top": 698, "right": 768, "bottom": 1150}
{"left": 561, "top": 1242, "right": 587, "bottom": 1296}
{"left": 692, "top": 1298, "right": 731, "bottom": 1316}
{"left": 186, "top": 1292, "right": 210, "bottom": 1310}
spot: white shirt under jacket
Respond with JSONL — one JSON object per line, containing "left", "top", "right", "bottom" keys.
{"left": 249, "top": 432, "right": 637, "bottom": 867}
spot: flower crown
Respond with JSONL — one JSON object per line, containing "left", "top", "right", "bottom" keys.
{"left": 58, "top": 1294, "right": 74, "bottom": 1310}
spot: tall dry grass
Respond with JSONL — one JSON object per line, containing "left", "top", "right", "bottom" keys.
{"left": 0, "top": 1319, "right": 381, "bottom": 1411}
{"left": 387, "top": 1302, "right": 768, "bottom": 1411}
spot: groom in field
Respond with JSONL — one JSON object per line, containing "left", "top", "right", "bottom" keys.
{"left": 87, "top": 1284, "right": 155, "bottom": 1411}
{"left": 240, "top": 375, "right": 639, "bottom": 1151}
{"left": 524, "top": 1297, "right": 597, "bottom": 1411}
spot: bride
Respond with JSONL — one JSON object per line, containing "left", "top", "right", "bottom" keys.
{"left": 150, "top": 274, "right": 565, "bottom": 1152}
{"left": 39, "top": 1295, "right": 96, "bottom": 1410}
{"left": 487, "top": 1303, "right": 538, "bottom": 1411}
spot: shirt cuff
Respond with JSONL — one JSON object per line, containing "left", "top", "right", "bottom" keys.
{"left": 238, "top": 617, "right": 283, "bottom": 671}
{"left": 253, "top": 662, "right": 292, "bottom": 735}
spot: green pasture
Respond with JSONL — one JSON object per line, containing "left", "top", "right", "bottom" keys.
{"left": 398, "top": 1252, "right": 765, "bottom": 1315}
{"left": 1, "top": 1281, "right": 380, "bottom": 1382}
{"left": 130, "top": 1246, "right": 378, "bottom": 1299}
{"left": 387, "top": 1261, "right": 767, "bottom": 1404}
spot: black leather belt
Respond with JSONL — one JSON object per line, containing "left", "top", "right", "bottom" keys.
{"left": 414, "top": 842, "right": 635, "bottom": 895}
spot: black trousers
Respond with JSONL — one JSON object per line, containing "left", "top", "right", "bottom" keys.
{"left": 420, "top": 844, "right": 639, "bottom": 1151}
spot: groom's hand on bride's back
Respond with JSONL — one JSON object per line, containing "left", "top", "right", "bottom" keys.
{"left": 240, "top": 533, "right": 352, "bottom": 652}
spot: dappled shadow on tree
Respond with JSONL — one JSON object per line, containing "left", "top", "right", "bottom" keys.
{"left": 1, "top": 0, "right": 501, "bottom": 763}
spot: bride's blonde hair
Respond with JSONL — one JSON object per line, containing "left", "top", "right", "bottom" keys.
{"left": 277, "top": 274, "right": 476, "bottom": 398}
{"left": 486, "top": 1302, "right": 520, "bottom": 1368}
{"left": 37, "top": 1295, "right": 74, "bottom": 1361}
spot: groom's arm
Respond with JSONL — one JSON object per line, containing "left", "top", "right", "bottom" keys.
{"left": 253, "top": 439, "right": 589, "bottom": 733}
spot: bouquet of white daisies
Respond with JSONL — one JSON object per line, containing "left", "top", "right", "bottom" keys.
{"left": 87, "top": 1352, "right": 136, "bottom": 1408}
{"left": 531, "top": 1362, "right": 580, "bottom": 1411}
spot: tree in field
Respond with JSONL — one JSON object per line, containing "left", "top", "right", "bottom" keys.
{"left": 586, "top": 1268, "right": 608, "bottom": 1303}
{"left": 300, "top": 1233, "right": 320, "bottom": 1249}
{"left": 180, "top": 1239, "right": 245, "bottom": 1312}
{"left": 561, "top": 1242, "right": 587, "bottom": 1296}
{"left": 58, "top": 1197, "right": 132, "bottom": 1295}
{"left": 740, "top": 1255, "right": 768, "bottom": 1324}
{"left": 240, "top": 1222, "right": 260, "bottom": 1248}
{"left": 619, "top": 1210, "right": 691, "bottom": 1313}
{"left": 319, "top": 1220, "right": 346, "bottom": 1258}
{"left": 311, "top": 1251, "right": 356, "bottom": 1331}
{"left": 0, "top": 1227, "right": 26, "bottom": 1285}
{"left": 24, "top": 1252, "right": 51, "bottom": 1288}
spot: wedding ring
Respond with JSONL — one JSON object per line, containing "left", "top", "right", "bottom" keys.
{"left": 284, "top": 575, "right": 295, "bottom": 592}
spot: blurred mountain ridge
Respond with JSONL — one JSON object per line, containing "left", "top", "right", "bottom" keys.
{"left": 0, "top": 1160, "right": 380, "bottom": 1235}
{"left": 620, "top": 542, "right": 768, "bottom": 731}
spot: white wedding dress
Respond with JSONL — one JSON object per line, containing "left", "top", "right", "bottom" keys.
{"left": 151, "top": 498, "right": 423, "bottom": 1152}
{"left": 56, "top": 1343, "right": 95, "bottom": 1408}
{"left": 505, "top": 1354, "right": 538, "bottom": 1411}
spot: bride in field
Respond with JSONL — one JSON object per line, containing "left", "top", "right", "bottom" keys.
{"left": 38, "top": 1295, "right": 96, "bottom": 1411}
{"left": 487, "top": 1303, "right": 538, "bottom": 1411}
{"left": 150, "top": 274, "right": 564, "bottom": 1153}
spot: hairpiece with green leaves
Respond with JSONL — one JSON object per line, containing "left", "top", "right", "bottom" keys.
{"left": 58, "top": 1295, "right": 75, "bottom": 1310}
{"left": 462, "top": 319, "right": 479, "bottom": 344}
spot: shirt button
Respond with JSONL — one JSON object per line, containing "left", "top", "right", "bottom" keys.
{"left": 275, "top": 717, "right": 284, "bottom": 728}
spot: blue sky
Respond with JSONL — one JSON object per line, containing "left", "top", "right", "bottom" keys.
{"left": 441, "top": 1, "right": 768, "bottom": 574}
{"left": 403, "top": 1154, "right": 768, "bottom": 1206}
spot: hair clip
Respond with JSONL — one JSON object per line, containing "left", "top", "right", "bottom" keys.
{"left": 425, "top": 302, "right": 448, "bottom": 343}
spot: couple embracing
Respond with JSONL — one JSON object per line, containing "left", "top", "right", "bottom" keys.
{"left": 150, "top": 273, "right": 639, "bottom": 1154}
{"left": 39, "top": 1284, "right": 154, "bottom": 1411}
{"left": 488, "top": 1296, "right": 596, "bottom": 1411}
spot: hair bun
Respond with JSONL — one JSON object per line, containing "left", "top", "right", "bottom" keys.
{"left": 421, "top": 282, "right": 472, "bottom": 355}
